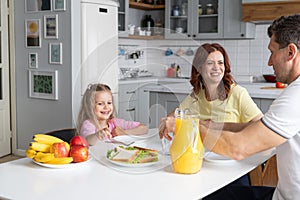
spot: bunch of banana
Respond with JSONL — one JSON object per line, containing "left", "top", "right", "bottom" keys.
{"left": 26, "top": 134, "right": 73, "bottom": 165}
{"left": 33, "top": 134, "right": 64, "bottom": 145}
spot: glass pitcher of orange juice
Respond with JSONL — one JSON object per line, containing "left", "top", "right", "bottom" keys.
{"left": 170, "top": 108, "right": 204, "bottom": 174}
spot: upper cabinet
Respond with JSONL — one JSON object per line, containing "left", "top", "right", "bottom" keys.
{"left": 224, "top": 0, "right": 255, "bottom": 38}
{"left": 242, "top": 1, "right": 300, "bottom": 23}
{"left": 165, "top": 0, "right": 255, "bottom": 39}
{"left": 118, "top": 0, "right": 129, "bottom": 32}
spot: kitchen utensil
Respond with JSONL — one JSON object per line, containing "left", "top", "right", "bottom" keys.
{"left": 260, "top": 86, "right": 284, "bottom": 90}
{"left": 263, "top": 74, "right": 276, "bottom": 82}
{"left": 105, "top": 139, "right": 135, "bottom": 146}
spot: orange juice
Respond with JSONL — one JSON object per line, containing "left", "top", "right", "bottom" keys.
{"left": 170, "top": 116, "right": 204, "bottom": 174}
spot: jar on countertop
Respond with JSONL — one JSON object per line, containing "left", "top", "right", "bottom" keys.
{"left": 198, "top": 4, "right": 203, "bottom": 15}
{"left": 206, "top": 3, "right": 214, "bottom": 15}
{"left": 172, "top": 5, "right": 180, "bottom": 16}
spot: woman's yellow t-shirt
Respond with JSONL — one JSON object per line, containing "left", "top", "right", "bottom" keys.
{"left": 179, "top": 84, "right": 261, "bottom": 123}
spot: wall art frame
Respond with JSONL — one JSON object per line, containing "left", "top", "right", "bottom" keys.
{"left": 49, "top": 42, "right": 62, "bottom": 64}
{"left": 53, "top": 0, "right": 66, "bottom": 11}
{"left": 25, "top": 19, "right": 41, "bottom": 48}
{"left": 44, "top": 14, "right": 58, "bottom": 39}
{"left": 29, "top": 69, "right": 58, "bottom": 100}
{"left": 25, "top": 0, "right": 52, "bottom": 13}
{"left": 28, "top": 52, "right": 38, "bottom": 69}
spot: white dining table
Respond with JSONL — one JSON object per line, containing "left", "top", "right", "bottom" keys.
{"left": 0, "top": 129, "right": 275, "bottom": 200}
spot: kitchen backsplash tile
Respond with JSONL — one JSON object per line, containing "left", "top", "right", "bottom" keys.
{"left": 118, "top": 24, "right": 272, "bottom": 80}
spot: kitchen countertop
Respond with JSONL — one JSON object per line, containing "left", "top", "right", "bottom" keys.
{"left": 119, "top": 76, "right": 189, "bottom": 84}
{"left": 146, "top": 80, "right": 283, "bottom": 99}
{"left": 119, "top": 77, "right": 284, "bottom": 99}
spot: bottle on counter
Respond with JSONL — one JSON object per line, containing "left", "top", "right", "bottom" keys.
{"left": 141, "top": 15, "right": 154, "bottom": 32}
{"left": 176, "top": 65, "right": 181, "bottom": 77}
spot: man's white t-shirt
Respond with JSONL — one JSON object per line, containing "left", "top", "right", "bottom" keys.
{"left": 262, "top": 76, "right": 300, "bottom": 200}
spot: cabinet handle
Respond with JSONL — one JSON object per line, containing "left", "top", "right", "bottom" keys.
{"left": 126, "top": 108, "right": 135, "bottom": 112}
{"left": 193, "top": 34, "right": 196, "bottom": 37}
{"left": 126, "top": 91, "right": 135, "bottom": 94}
{"left": 187, "top": 34, "right": 191, "bottom": 37}
{"left": 241, "top": 33, "right": 245, "bottom": 37}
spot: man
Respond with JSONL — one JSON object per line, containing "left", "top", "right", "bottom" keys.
{"left": 200, "top": 14, "right": 300, "bottom": 200}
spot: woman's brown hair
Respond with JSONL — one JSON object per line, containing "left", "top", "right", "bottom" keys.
{"left": 190, "top": 43, "right": 235, "bottom": 101}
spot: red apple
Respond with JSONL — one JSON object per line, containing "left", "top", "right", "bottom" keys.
{"left": 50, "top": 142, "right": 70, "bottom": 158}
{"left": 70, "top": 145, "right": 89, "bottom": 163}
{"left": 70, "top": 136, "right": 89, "bottom": 148}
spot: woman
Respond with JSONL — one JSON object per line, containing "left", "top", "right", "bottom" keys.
{"left": 159, "top": 43, "right": 263, "bottom": 186}
{"left": 159, "top": 43, "right": 262, "bottom": 139}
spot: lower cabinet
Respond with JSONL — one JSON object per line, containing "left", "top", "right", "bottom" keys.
{"left": 118, "top": 101, "right": 137, "bottom": 121}
{"left": 252, "top": 98, "right": 274, "bottom": 114}
{"left": 149, "top": 92, "right": 188, "bottom": 128}
{"left": 118, "top": 81, "right": 158, "bottom": 126}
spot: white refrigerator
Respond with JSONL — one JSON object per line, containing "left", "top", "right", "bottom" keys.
{"left": 81, "top": 0, "right": 119, "bottom": 102}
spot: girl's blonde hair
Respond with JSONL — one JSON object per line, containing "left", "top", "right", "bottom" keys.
{"left": 76, "top": 83, "right": 116, "bottom": 134}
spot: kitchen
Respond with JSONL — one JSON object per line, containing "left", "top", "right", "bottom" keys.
{"left": 0, "top": 0, "right": 290, "bottom": 162}
{"left": 1, "top": 0, "right": 299, "bottom": 199}
{"left": 117, "top": 0, "right": 283, "bottom": 129}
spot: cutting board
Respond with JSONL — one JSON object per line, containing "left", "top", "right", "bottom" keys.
{"left": 260, "top": 86, "right": 284, "bottom": 90}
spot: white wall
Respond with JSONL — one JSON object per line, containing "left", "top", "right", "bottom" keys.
{"left": 118, "top": 24, "right": 273, "bottom": 82}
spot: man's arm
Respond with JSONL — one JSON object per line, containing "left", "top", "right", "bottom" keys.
{"left": 200, "top": 120, "right": 286, "bottom": 160}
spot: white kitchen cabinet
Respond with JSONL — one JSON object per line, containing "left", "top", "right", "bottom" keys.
{"left": 252, "top": 98, "right": 274, "bottom": 114}
{"left": 165, "top": 0, "right": 255, "bottom": 39}
{"left": 223, "top": 0, "right": 255, "bottom": 38}
{"left": 118, "top": 101, "right": 137, "bottom": 121}
{"left": 118, "top": 83, "right": 138, "bottom": 121}
{"left": 118, "top": 81, "right": 158, "bottom": 126}
{"left": 138, "top": 81, "right": 158, "bottom": 126}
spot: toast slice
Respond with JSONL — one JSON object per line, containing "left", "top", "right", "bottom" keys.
{"left": 111, "top": 147, "right": 139, "bottom": 163}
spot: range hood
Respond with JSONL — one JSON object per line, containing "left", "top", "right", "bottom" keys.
{"left": 242, "top": 1, "right": 300, "bottom": 23}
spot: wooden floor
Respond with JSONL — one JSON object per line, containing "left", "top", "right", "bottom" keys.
{"left": 0, "top": 154, "right": 24, "bottom": 164}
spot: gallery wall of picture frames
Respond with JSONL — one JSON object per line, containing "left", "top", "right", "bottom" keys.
{"left": 25, "top": 0, "right": 66, "bottom": 100}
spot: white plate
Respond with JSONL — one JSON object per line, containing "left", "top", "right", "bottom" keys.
{"left": 106, "top": 155, "right": 160, "bottom": 168}
{"left": 32, "top": 156, "right": 92, "bottom": 169}
{"left": 204, "top": 152, "right": 236, "bottom": 164}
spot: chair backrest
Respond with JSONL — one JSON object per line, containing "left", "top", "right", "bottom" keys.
{"left": 45, "top": 128, "right": 77, "bottom": 143}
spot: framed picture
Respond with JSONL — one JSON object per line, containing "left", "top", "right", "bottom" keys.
{"left": 25, "top": 0, "right": 51, "bottom": 13}
{"left": 44, "top": 15, "right": 58, "bottom": 39}
{"left": 28, "top": 52, "right": 38, "bottom": 69}
{"left": 49, "top": 43, "right": 62, "bottom": 64}
{"left": 53, "top": 0, "right": 66, "bottom": 11}
{"left": 29, "top": 70, "right": 58, "bottom": 100}
{"left": 25, "top": 19, "right": 41, "bottom": 48}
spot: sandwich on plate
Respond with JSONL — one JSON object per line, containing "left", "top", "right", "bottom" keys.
{"left": 107, "top": 146, "right": 159, "bottom": 164}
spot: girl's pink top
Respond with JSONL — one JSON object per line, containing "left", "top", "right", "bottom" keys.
{"left": 80, "top": 118, "right": 140, "bottom": 138}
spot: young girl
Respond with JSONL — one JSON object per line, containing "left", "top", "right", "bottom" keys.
{"left": 77, "top": 83, "right": 148, "bottom": 146}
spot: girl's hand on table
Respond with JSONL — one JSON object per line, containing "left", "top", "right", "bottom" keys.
{"left": 111, "top": 126, "right": 126, "bottom": 137}
{"left": 97, "top": 127, "right": 112, "bottom": 140}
